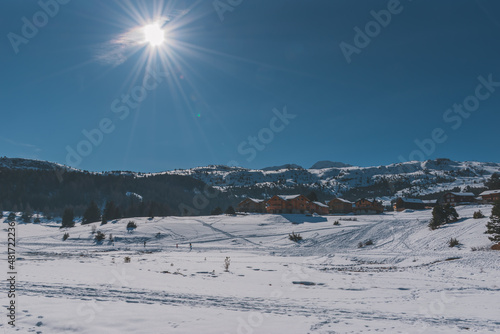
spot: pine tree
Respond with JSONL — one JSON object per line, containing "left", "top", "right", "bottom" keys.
{"left": 443, "top": 204, "right": 459, "bottom": 224}
{"left": 82, "top": 201, "right": 101, "bottom": 225}
{"left": 485, "top": 173, "right": 500, "bottom": 190}
{"left": 225, "top": 206, "right": 236, "bottom": 215}
{"left": 102, "top": 201, "right": 116, "bottom": 222}
{"left": 61, "top": 208, "right": 75, "bottom": 228}
{"left": 429, "top": 205, "right": 445, "bottom": 230}
{"left": 486, "top": 201, "right": 500, "bottom": 242}
{"left": 114, "top": 205, "right": 122, "bottom": 220}
{"left": 211, "top": 207, "right": 223, "bottom": 215}
{"left": 429, "top": 204, "right": 459, "bottom": 230}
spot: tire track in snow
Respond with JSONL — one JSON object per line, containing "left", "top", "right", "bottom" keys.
{"left": 17, "top": 282, "right": 500, "bottom": 332}
{"left": 194, "top": 219, "right": 260, "bottom": 246}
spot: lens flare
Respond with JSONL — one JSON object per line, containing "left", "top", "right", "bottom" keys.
{"left": 143, "top": 22, "right": 165, "bottom": 46}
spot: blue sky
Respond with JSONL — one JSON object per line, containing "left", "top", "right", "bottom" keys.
{"left": 1, "top": 0, "right": 500, "bottom": 172}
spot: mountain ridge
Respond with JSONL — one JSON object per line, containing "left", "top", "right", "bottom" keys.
{"left": 1, "top": 157, "right": 499, "bottom": 205}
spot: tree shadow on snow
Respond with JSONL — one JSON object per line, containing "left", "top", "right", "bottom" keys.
{"left": 279, "top": 214, "right": 328, "bottom": 224}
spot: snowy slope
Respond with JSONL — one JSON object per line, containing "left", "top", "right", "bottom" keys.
{"left": 2, "top": 205, "right": 499, "bottom": 333}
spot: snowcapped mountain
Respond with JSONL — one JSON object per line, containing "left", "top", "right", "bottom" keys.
{"left": 2, "top": 157, "right": 499, "bottom": 203}
{"left": 166, "top": 159, "right": 500, "bottom": 200}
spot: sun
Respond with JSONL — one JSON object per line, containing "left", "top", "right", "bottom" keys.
{"left": 143, "top": 22, "right": 165, "bottom": 46}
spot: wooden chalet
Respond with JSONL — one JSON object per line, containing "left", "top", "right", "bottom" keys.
{"left": 266, "top": 194, "right": 311, "bottom": 214}
{"left": 393, "top": 198, "right": 437, "bottom": 212}
{"left": 479, "top": 190, "right": 500, "bottom": 203}
{"left": 309, "top": 201, "right": 330, "bottom": 215}
{"left": 328, "top": 198, "right": 353, "bottom": 213}
{"left": 353, "top": 198, "right": 384, "bottom": 214}
{"left": 441, "top": 192, "right": 476, "bottom": 206}
{"left": 237, "top": 198, "right": 266, "bottom": 213}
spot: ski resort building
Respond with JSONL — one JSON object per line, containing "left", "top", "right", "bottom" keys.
{"left": 441, "top": 192, "right": 476, "bottom": 206}
{"left": 328, "top": 198, "right": 353, "bottom": 213}
{"left": 266, "top": 194, "right": 311, "bottom": 214}
{"left": 393, "top": 198, "right": 437, "bottom": 211}
{"left": 237, "top": 198, "right": 266, "bottom": 213}
{"left": 309, "top": 201, "right": 329, "bottom": 215}
{"left": 353, "top": 198, "right": 384, "bottom": 214}
{"left": 479, "top": 190, "right": 500, "bottom": 203}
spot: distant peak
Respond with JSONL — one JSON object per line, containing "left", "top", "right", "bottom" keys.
{"left": 261, "top": 164, "right": 303, "bottom": 171}
{"left": 310, "top": 161, "right": 352, "bottom": 169}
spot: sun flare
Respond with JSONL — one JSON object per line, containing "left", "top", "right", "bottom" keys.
{"left": 143, "top": 22, "right": 165, "bottom": 46}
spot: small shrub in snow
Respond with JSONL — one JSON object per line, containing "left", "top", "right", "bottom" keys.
{"left": 124, "top": 256, "right": 131, "bottom": 263}
{"left": 333, "top": 221, "right": 340, "bottom": 226}
{"left": 94, "top": 231, "right": 106, "bottom": 242}
{"left": 289, "top": 232, "right": 302, "bottom": 242}
{"left": 21, "top": 211, "right": 32, "bottom": 223}
{"left": 471, "top": 246, "right": 490, "bottom": 251}
{"left": 224, "top": 257, "right": 231, "bottom": 272}
{"left": 473, "top": 210, "right": 485, "bottom": 219}
{"left": 7, "top": 212, "right": 16, "bottom": 221}
{"left": 448, "top": 238, "right": 460, "bottom": 248}
{"left": 127, "top": 221, "right": 137, "bottom": 231}
{"left": 358, "top": 239, "right": 374, "bottom": 248}
{"left": 62, "top": 232, "right": 69, "bottom": 241}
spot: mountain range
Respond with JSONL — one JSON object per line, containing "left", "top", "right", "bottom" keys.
{"left": 1, "top": 157, "right": 499, "bottom": 215}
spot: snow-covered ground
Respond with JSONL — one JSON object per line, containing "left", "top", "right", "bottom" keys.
{"left": 2, "top": 205, "right": 499, "bottom": 333}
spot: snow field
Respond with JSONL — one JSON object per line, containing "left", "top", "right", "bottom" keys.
{"left": 1, "top": 205, "right": 499, "bottom": 333}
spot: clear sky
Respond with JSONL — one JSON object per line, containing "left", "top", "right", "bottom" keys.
{"left": 1, "top": 0, "right": 500, "bottom": 172}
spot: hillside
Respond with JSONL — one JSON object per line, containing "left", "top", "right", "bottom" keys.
{"left": 4, "top": 204, "right": 499, "bottom": 333}
{"left": 0, "top": 158, "right": 230, "bottom": 217}
{"left": 1, "top": 157, "right": 499, "bottom": 217}
{"left": 166, "top": 158, "right": 500, "bottom": 201}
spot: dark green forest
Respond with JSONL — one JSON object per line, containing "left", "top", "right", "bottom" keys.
{"left": 0, "top": 162, "right": 233, "bottom": 218}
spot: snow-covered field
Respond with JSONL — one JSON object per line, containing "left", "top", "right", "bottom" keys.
{"left": 2, "top": 205, "right": 500, "bottom": 333}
